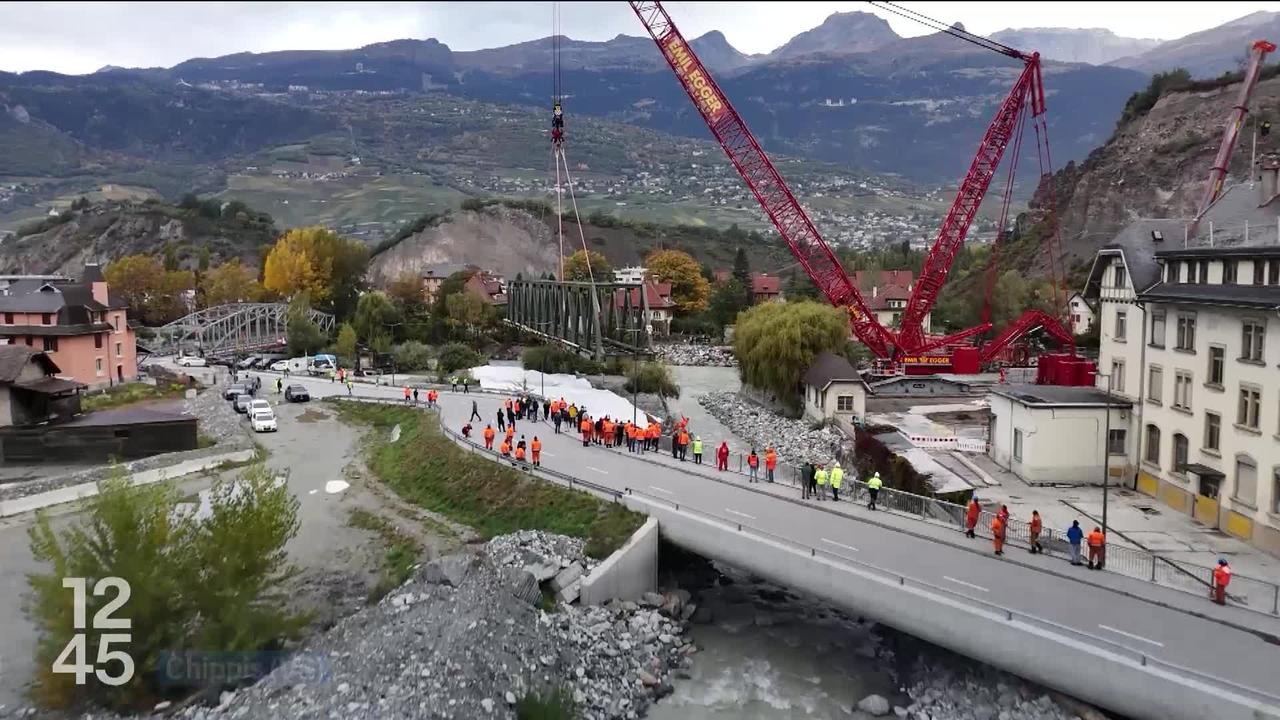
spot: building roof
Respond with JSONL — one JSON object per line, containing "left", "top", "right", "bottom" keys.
{"left": 614, "top": 280, "right": 674, "bottom": 310}
{"left": 852, "top": 269, "right": 914, "bottom": 291}
{"left": 0, "top": 279, "right": 114, "bottom": 322}
{"left": 420, "top": 263, "right": 476, "bottom": 280}
{"left": 991, "top": 383, "right": 1133, "bottom": 409}
{"left": 63, "top": 406, "right": 193, "bottom": 427}
{"left": 752, "top": 273, "right": 780, "bottom": 296}
{"left": 81, "top": 263, "right": 105, "bottom": 283}
{"left": 15, "top": 376, "right": 84, "bottom": 394}
{"left": 802, "top": 351, "right": 866, "bottom": 390}
{"left": 0, "top": 344, "right": 60, "bottom": 382}
{"left": 0, "top": 322, "right": 114, "bottom": 337}
{"left": 1081, "top": 219, "right": 1185, "bottom": 300}
{"left": 1138, "top": 282, "right": 1280, "bottom": 310}
{"left": 1154, "top": 245, "right": 1280, "bottom": 260}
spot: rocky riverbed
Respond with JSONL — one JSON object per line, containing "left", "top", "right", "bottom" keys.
{"left": 698, "top": 390, "right": 846, "bottom": 466}
{"left": 653, "top": 344, "right": 736, "bottom": 368}
{"left": 169, "top": 531, "right": 693, "bottom": 720}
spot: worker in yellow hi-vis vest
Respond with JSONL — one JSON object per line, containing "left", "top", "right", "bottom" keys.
{"left": 829, "top": 462, "right": 844, "bottom": 502}
{"left": 814, "top": 464, "right": 828, "bottom": 501}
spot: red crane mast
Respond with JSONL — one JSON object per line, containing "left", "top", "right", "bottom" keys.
{"left": 629, "top": 0, "right": 896, "bottom": 358}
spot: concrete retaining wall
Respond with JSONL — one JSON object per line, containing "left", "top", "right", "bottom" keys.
{"left": 580, "top": 516, "right": 659, "bottom": 605}
{"left": 622, "top": 495, "right": 1280, "bottom": 720}
{"left": 0, "top": 448, "right": 255, "bottom": 518}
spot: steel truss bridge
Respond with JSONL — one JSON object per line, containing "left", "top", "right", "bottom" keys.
{"left": 505, "top": 280, "right": 654, "bottom": 361}
{"left": 146, "top": 303, "right": 335, "bottom": 360}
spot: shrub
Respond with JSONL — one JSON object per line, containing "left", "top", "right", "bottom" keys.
{"left": 437, "top": 342, "right": 483, "bottom": 374}
{"left": 25, "top": 463, "right": 303, "bottom": 710}
{"left": 516, "top": 687, "right": 576, "bottom": 720}
{"left": 623, "top": 362, "right": 680, "bottom": 398}
{"left": 392, "top": 341, "right": 434, "bottom": 371}
{"left": 521, "top": 345, "right": 603, "bottom": 375}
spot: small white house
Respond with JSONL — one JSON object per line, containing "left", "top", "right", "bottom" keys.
{"left": 988, "top": 384, "right": 1133, "bottom": 485}
{"left": 1067, "top": 292, "right": 1096, "bottom": 335}
{"left": 613, "top": 266, "right": 647, "bottom": 284}
{"left": 802, "top": 352, "right": 870, "bottom": 423}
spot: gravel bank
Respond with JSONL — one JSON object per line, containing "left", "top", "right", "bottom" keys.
{"left": 173, "top": 531, "right": 692, "bottom": 720}
{"left": 697, "top": 390, "right": 845, "bottom": 466}
{"left": 653, "top": 344, "right": 736, "bottom": 368}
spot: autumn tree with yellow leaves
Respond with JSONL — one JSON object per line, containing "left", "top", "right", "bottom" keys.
{"left": 646, "top": 249, "right": 710, "bottom": 314}
{"left": 262, "top": 227, "right": 368, "bottom": 317}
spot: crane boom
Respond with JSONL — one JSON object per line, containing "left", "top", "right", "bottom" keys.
{"left": 1189, "top": 39, "right": 1276, "bottom": 237}
{"left": 895, "top": 56, "right": 1046, "bottom": 354}
{"left": 628, "top": 0, "right": 895, "bottom": 358}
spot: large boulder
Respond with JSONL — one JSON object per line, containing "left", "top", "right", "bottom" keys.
{"left": 857, "top": 694, "right": 891, "bottom": 717}
{"left": 424, "top": 554, "right": 474, "bottom": 587}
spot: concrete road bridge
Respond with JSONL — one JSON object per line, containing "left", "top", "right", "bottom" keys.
{"left": 257, "top": 374, "right": 1280, "bottom": 720}
{"left": 505, "top": 279, "right": 654, "bottom": 361}
{"left": 145, "top": 303, "right": 335, "bottom": 360}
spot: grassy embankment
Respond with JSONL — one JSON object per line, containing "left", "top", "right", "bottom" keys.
{"left": 333, "top": 401, "right": 644, "bottom": 559}
{"left": 81, "top": 381, "right": 187, "bottom": 412}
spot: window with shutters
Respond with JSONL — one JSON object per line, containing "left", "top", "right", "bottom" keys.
{"left": 1204, "top": 412, "right": 1221, "bottom": 452}
{"left": 1234, "top": 455, "right": 1258, "bottom": 506}
{"left": 1224, "top": 260, "right": 1238, "bottom": 284}
{"left": 1107, "top": 428, "right": 1126, "bottom": 455}
{"left": 1270, "top": 260, "right": 1280, "bottom": 286}
{"left": 1237, "top": 385, "right": 1261, "bottom": 430}
{"left": 1173, "top": 371, "right": 1192, "bottom": 411}
{"left": 1147, "top": 365, "right": 1163, "bottom": 404}
{"left": 1172, "top": 434, "right": 1189, "bottom": 474}
{"left": 1013, "top": 430, "right": 1023, "bottom": 461}
{"left": 41, "top": 313, "right": 52, "bottom": 325}
{"left": 2, "top": 313, "right": 10, "bottom": 324}
{"left": 94, "top": 333, "right": 102, "bottom": 349}
{"left": 1207, "top": 346, "right": 1224, "bottom": 387}
{"left": 1241, "top": 320, "right": 1265, "bottom": 362}
{"left": 1150, "top": 311, "right": 1166, "bottom": 348}
{"left": 1273, "top": 467, "right": 1280, "bottom": 514}
{"left": 1254, "top": 260, "right": 1267, "bottom": 285}
{"left": 1114, "top": 309, "right": 1127, "bottom": 341}
{"left": 1144, "top": 424, "right": 1161, "bottom": 466}
{"left": 1110, "top": 359, "right": 1125, "bottom": 393}
{"left": 1199, "top": 261, "right": 1209, "bottom": 284}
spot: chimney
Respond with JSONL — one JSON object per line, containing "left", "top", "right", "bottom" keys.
{"left": 1260, "top": 154, "right": 1280, "bottom": 206}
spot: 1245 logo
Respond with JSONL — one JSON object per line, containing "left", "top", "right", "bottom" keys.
{"left": 52, "top": 577, "right": 134, "bottom": 686}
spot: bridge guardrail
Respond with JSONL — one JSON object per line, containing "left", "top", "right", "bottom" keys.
{"left": 621, "top": 485, "right": 1280, "bottom": 710}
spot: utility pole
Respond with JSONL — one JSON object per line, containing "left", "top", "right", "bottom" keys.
{"left": 1098, "top": 371, "right": 1113, "bottom": 536}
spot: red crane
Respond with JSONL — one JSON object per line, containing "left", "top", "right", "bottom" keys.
{"left": 631, "top": 0, "right": 1077, "bottom": 372}
{"left": 1188, "top": 38, "right": 1276, "bottom": 238}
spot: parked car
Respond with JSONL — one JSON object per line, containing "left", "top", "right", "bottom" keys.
{"left": 223, "top": 384, "right": 247, "bottom": 401}
{"left": 249, "top": 399, "right": 271, "bottom": 416}
{"left": 251, "top": 409, "right": 278, "bottom": 433}
{"left": 236, "top": 356, "right": 258, "bottom": 369}
{"left": 284, "top": 385, "right": 310, "bottom": 402}
{"left": 233, "top": 394, "right": 253, "bottom": 414}
{"left": 176, "top": 355, "right": 207, "bottom": 367}
{"left": 269, "top": 360, "right": 290, "bottom": 372}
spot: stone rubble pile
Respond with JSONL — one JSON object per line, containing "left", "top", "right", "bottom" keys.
{"left": 183, "top": 383, "right": 252, "bottom": 448}
{"left": 698, "top": 390, "right": 842, "bottom": 467}
{"left": 652, "top": 343, "right": 737, "bottom": 367}
{"left": 172, "top": 532, "right": 691, "bottom": 720}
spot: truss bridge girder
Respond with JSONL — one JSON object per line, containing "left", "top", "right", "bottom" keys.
{"left": 150, "top": 303, "right": 335, "bottom": 359}
{"left": 505, "top": 280, "right": 653, "bottom": 360}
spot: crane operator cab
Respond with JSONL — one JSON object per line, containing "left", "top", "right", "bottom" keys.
{"left": 552, "top": 101, "right": 564, "bottom": 144}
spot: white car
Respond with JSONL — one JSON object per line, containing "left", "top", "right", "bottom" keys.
{"left": 175, "top": 355, "right": 207, "bottom": 367}
{"left": 249, "top": 399, "right": 272, "bottom": 415}
{"left": 251, "top": 409, "right": 278, "bottom": 433}
{"left": 269, "top": 360, "right": 289, "bottom": 372}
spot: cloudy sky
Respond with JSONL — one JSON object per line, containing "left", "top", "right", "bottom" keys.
{"left": 0, "top": 1, "right": 1274, "bottom": 75}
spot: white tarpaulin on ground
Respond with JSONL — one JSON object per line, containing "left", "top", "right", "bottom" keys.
{"left": 470, "top": 365, "right": 646, "bottom": 421}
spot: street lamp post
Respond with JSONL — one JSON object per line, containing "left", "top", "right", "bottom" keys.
{"left": 1098, "top": 371, "right": 1113, "bottom": 535}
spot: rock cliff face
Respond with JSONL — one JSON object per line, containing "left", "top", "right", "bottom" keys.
{"left": 0, "top": 200, "right": 277, "bottom": 274}
{"left": 1034, "top": 74, "right": 1280, "bottom": 273}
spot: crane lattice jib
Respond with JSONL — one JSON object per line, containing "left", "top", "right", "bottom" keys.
{"left": 1190, "top": 39, "right": 1276, "bottom": 236}
{"left": 628, "top": 0, "right": 894, "bottom": 358}
{"left": 895, "top": 56, "right": 1044, "bottom": 355}
{"left": 979, "top": 308, "right": 1073, "bottom": 363}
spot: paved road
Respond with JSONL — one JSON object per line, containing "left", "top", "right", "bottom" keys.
{"left": 261, "top": 374, "right": 1280, "bottom": 700}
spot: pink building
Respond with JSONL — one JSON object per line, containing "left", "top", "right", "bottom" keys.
{"left": 0, "top": 264, "right": 137, "bottom": 388}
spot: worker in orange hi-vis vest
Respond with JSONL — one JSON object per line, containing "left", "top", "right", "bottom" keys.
{"left": 1087, "top": 526, "right": 1106, "bottom": 570}
{"left": 1028, "top": 510, "right": 1044, "bottom": 554}
{"left": 991, "top": 514, "right": 1006, "bottom": 556}
{"left": 1212, "top": 558, "right": 1232, "bottom": 605}
{"left": 483, "top": 424, "right": 495, "bottom": 450}
{"left": 504, "top": 424, "right": 515, "bottom": 443}
{"left": 580, "top": 416, "right": 592, "bottom": 447}
{"left": 764, "top": 447, "right": 778, "bottom": 483}
{"left": 514, "top": 443, "right": 526, "bottom": 465}
{"left": 531, "top": 436, "right": 542, "bottom": 466}
{"left": 499, "top": 439, "right": 511, "bottom": 458}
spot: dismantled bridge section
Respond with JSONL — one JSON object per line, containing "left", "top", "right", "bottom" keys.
{"left": 505, "top": 280, "right": 653, "bottom": 360}
{"left": 148, "top": 303, "right": 336, "bottom": 360}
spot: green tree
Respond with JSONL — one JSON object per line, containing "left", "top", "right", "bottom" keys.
{"left": 336, "top": 323, "right": 358, "bottom": 366}
{"left": 445, "top": 290, "right": 488, "bottom": 335}
{"left": 286, "top": 294, "right": 326, "bottom": 355}
{"left": 708, "top": 278, "right": 749, "bottom": 329}
{"left": 392, "top": 341, "right": 433, "bottom": 371}
{"left": 162, "top": 242, "right": 180, "bottom": 272}
{"left": 352, "top": 292, "right": 399, "bottom": 348}
{"left": 197, "top": 246, "right": 211, "bottom": 273}
{"left": 733, "top": 301, "right": 850, "bottom": 410}
{"left": 437, "top": 342, "right": 482, "bottom": 374}
{"left": 563, "top": 249, "right": 611, "bottom": 282}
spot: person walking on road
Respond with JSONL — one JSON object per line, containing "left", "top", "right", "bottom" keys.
{"left": 1028, "top": 510, "right": 1043, "bottom": 554}
{"left": 801, "top": 462, "right": 814, "bottom": 499}
{"left": 814, "top": 464, "right": 828, "bottom": 500}
{"left": 497, "top": 409, "right": 505, "bottom": 433}
{"left": 531, "top": 436, "right": 542, "bottom": 467}
{"left": 276, "top": 377, "right": 283, "bottom": 394}
{"left": 829, "top": 461, "right": 843, "bottom": 502}
{"left": 413, "top": 388, "right": 420, "bottom": 404}
{"left": 764, "top": 447, "right": 777, "bottom": 483}
{"left": 747, "top": 449, "right": 760, "bottom": 482}
{"left": 463, "top": 378, "right": 469, "bottom": 394}
{"left": 403, "top": 386, "right": 412, "bottom": 404}
{"left": 470, "top": 400, "right": 482, "bottom": 422}
{"left": 1212, "top": 558, "right": 1232, "bottom": 605}
{"left": 1066, "top": 520, "right": 1084, "bottom": 566}
{"left": 692, "top": 436, "right": 704, "bottom": 464}
{"left": 865, "top": 472, "right": 882, "bottom": 510}
{"left": 716, "top": 441, "right": 729, "bottom": 471}
{"left": 965, "top": 497, "right": 980, "bottom": 538}
{"left": 483, "top": 424, "right": 495, "bottom": 450}
{"left": 991, "top": 513, "right": 1006, "bottom": 556}
{"left": 580, "top": 416, "right": 592, "bottom": 447}
{"left": 346, "top": 378, "right": 353, "bottom": 396}
{"left": 543, "top": 399, "right": 551, "bottom": 421}
{"left": 504, "top": 424, "right": 515, "bottom": 450}
{"left": 1087, "top": 526, "right": 1106, "bottom": 570}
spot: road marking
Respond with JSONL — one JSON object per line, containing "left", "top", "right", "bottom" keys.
{"left": 1098, "top": 624, "right": 1164, "bottom": 648}
{"left": 943, "top": 576, "right": 989, "bottom": 593}
{"left": 821, "top": 538, "right": 859, "bottom": 553}
{"left": 725, "top": 508, "right": 757, "bottom": 521}
{"left": 649, "top": 486, "right": 674, "bottom": 495}
{"left": 540, "top": 452, "right": 555, "bottom": 458}
{"left": 585, "top": 466, "right": 608, "bottom": 475}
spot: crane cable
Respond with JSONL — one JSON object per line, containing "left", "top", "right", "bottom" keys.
{"left": 552, "top": 1, "right": 565, "bottom": 280}
{"left": 865, "top": 1, "right": 1023, "bottom": 59}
